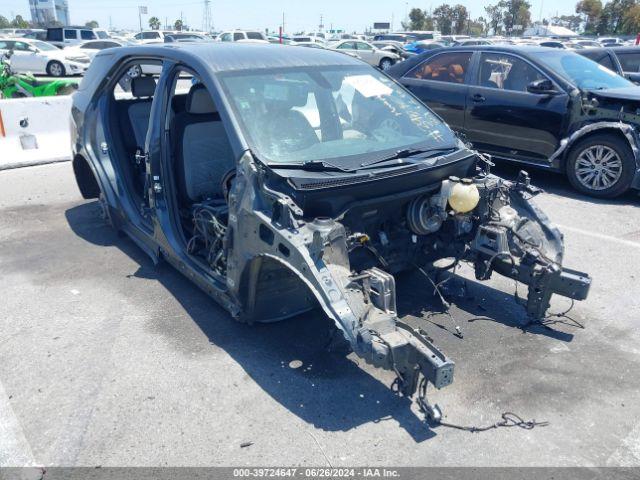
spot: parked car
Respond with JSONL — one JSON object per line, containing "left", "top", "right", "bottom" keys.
{"left": 164, "top": 33, "right": 209, "bottom": 43}
{"left": 404, "top": 40, "right": 446, "bottom": 54}
{"left": 0, "top": 38, "right": 89, "bottom": 76}
{"left": 216, "top": 30, "right": 268, "bottom": 43}
{"left": 291, "top": 35, "right": 325, "bottom": 45}
{"left": 372, "top": 33, "right": 416, "bottom": 43}
{"left": 46, "top": 26, "right": 111, "bottom": 47}
{"left": 574, "top": 39, "right": 603, "bottom": 49}
{"left": 132, "top": 30, "right": 177, "bottom": 44}
{"left": 388, "top": 45, "right": 640, "bottom": 197}
{"left": 70, "top": 42, "right": 590, "bottom": 423}
{"left": 599, "top": 37, "right": 625, "bottom": 47}
{"left": 330, "top": 40, "right": 400, "bottom": 69}
{"left": 578, "top": 46, "right": 640, "bottom": 84}
{"left": 371, "top": 40, "right": 415, "bottom": 59}
{"left": 63, "top": 39, "right": 134, "bottom": 60}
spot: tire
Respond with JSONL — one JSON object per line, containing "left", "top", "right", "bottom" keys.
{"left": 379, "top": 57, "right": 394, "bottom": 70}
{"left": 566, "top": 133, "right": 635, "bottom": 198}
{"left": 46, "top": 60, "right": 65, "bottom": 77}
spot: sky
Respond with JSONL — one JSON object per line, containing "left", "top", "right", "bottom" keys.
{"left": 1, "top": 0, "right": 579, "bottom": 33}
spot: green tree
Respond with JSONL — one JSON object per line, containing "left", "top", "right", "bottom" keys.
{"left": 621, "top": 3, "right": 640, "bottom": 33}
{"left": 484, "top": 4, "right": 503, "bottom": 34}
{"left": 148, "top": 16, "right": 161, "bottom": 30}
{"left": 433, "top": 4, "right": 454, "bottom": 34}
{"left": 11, "top": 15, "right": 29, "bottom": 28}
{"left": 402, "top": 8, "right": 434, "bottom": 30}
{"left": 174, "top": 19, "right": 183, "bottom": 31}
{"left": 576, "top": 0, "right": 602, "bottom": 33}
{"left": 498, "top": 0, "right": 532, "bottom": 34}
{"left": 0, "top": 15, "right": 10, "bottom": 29}
{"left": 551, "top": 14, "right": 583, "bottom": 31}
{"left": 85, "top": 20, "right": 99, "bottom": 28}
{"left": 452, "top": 4, "right": 469, "bottom": 34}
{"left": 469, "top": 17, "right": 487, "bottom": 35}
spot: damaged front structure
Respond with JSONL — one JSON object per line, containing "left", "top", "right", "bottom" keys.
{"left": 71, "top": 43, "right": 592, "bottom": 423}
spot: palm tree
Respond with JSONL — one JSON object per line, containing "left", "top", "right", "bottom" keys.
{"left": 174, "top": 19, "right": 183, "bottom": 31}
{"left": 148, "top": 16, "right": 161, "bottom": 30}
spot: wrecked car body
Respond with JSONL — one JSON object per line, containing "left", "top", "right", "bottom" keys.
{"left": 71, "top": 43, "right": 591, "bottom": 422}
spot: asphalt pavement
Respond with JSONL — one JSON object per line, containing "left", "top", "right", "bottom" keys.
{"left": 0, "top": 161, "right": 639, "bottom": 467}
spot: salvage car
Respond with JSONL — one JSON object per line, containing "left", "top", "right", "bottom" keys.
{"left": 71, "top": 43, "right": 591, "bottom": 422}
{"left": 388, "top": 45, "right": 640, "bottom": 197}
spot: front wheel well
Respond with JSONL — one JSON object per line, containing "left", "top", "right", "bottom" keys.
{"left": 561, "top": 128, "right": 632, "bottom": 168}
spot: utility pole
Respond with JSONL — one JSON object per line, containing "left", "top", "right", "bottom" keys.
{"left": 202, "top": 0, "right": 212, "bottom": 33}
{"left": 282, "top": 12, "right": 285, "bottom": 33}
{"left": 319, "top": 13, "right": 323, "bottom": 33}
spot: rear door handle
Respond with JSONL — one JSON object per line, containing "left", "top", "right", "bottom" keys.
{"left": 471, "top": 94, "right": 486, "bottom": 102}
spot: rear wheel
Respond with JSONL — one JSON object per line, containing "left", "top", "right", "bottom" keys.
{"left": 379, "top": 57, "right": 394, "bottom": 70}
{"left": 46, "top": 60, "right": 65, "bottom": 77}
{"left": 566, "top": 133, "right": 635, "bottom": 198}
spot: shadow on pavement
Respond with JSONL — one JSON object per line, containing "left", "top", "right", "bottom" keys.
{"left": 65, "top": 200, "right": 578, "bottom": 441}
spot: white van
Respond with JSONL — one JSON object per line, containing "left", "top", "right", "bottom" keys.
{"left": 216, "top": 30, "right": 268, "bottom": 43}
{"left": 46, "top": 27, "right": 111, "bottom": 47}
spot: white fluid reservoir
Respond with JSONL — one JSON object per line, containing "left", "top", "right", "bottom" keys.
{"left": 448, "top": 179, "right": 480, "bottom": 213}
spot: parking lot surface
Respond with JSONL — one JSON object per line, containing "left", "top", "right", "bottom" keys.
{"left": 1, "top": 161, "right": 639, "bottom": 467}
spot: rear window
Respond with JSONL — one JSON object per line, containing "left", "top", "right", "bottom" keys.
{"left": 405, "top": 51, "right": 473, "bottom": 84}
{"left": 246, "top": 31, "right": 264, "bottom": 40}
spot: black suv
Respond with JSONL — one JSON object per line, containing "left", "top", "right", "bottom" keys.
{"left": 388, "top": 45, "right": 640, "bottom": 198}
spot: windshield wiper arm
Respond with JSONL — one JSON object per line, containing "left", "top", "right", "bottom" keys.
{"left": 269, "top": 160, "right": 357, "bottom": 173}
{"left": 359, "top": 147, "right": 456, "bottom": 169}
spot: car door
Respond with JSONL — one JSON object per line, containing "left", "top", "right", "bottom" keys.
{"left": 465, "top": 52, "right": 569, "bottom": 163}
{"left": 336, "top": 41, "right": 358, "bottom": 57}
{"left": 398, "top": 50, "right": 473, "bottom": 132}
{"left": 11, "top": 41, "right": 43, "bottom": 73}
{"left": 354, "top": 42, "right": 375, "bottom": 64}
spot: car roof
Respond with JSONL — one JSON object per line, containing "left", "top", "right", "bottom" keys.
{"left": 97, "top": 42, "right": 363, "bottom": 72}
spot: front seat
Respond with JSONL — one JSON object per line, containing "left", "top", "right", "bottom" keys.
{"left": 128, "top": 76, "right": 157, "bottom": 151}
{"left": 174, "top": 84, "right": 235, "bottom": 204}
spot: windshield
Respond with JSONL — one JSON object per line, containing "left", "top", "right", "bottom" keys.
{"left": 32, "top": 41, "right": 58, "bottom": 51}
{"left": 537, "top": 51, "right": 633, "bottom": 90}
{"left": 96, "top": 31, "right": 109, "bottom": 39}
{"left": 220, "top": 66, "right": 457, "bottom": 165}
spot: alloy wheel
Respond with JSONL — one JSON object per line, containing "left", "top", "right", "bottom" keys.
{"left": 574, "top": 145, "right": 623, "bottom": 191}
{"left": 49, "top": 62, "right": 63, "bottom": 77}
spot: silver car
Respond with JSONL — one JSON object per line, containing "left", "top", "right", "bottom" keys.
{"left": 330, "top": 40, "right": 400, "bottom": 69}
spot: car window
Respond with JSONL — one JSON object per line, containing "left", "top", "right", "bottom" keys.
{"left": 64, "top": 29, "right": 77, "bottom": 39}
{"left": 81, "top": 41, "right": 100, "bottom": 49}
{"left": 134, "top": 33, "right": 143, "bottom": 40}
{"left": 338, "top": 42, "right": 356, "bottom": 50}
{"left": 591, "top": 53, "right": 615, "bottom": 71}
{"left": 0, "top": 41, "right": 10, "bottom": 50}
{"left": 96, "top": 31, "right": 109, "bottom": 39}
{"left": 478, "top": 53, "right": 547, "bottom": 92}
{"left": 405, "top": 52, "right": 473, "bottom": 84}
{"left": 356, "top": 42, "right": 372, "bottom": 51}
{"left": 142, "top": 32, "right": 160, "bottom": 39}
{"left": 81, "top": 30, "right": 95, "bottom": 40}
{"left": 13, "top": 41, "right": 30, "bottom": 51}
{"left": 219, "top": 33, "right": 232, "bottom": 42}
{"left": 103, "top": 41, "right": 120, "bottom": 48}
{"left": 233, "top": 32, "right": 244, "bottom": 41}
{"left": 617, "top": 53, "right": 640, "bottom": 72}
{"left": 246, "top": 32, "right": 264, "bottom": 40}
